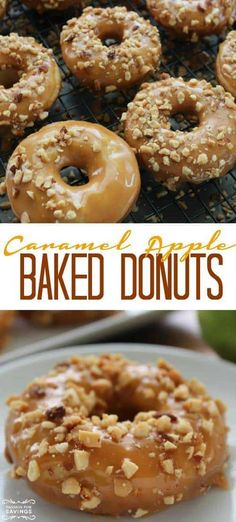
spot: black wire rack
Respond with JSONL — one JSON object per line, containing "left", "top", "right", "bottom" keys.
{"left": 0, "top": 0, "right": 236, "bottom": 223}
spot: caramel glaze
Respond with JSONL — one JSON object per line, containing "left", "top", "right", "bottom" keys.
{"left": 0, "top": 0, "right": 6, "bottom": 19}
{"left": 6, "top": 121, "right": 141, "bottom": 223}
{"left": 216, "top": 31, "right": 236, "bottom": 98}
{"left": 146, "top": 0, "right": 235, "bottom": 42}
{"left": 0, "top": 34, "right": 61, "bottom": 136}
{"left": 22, "top": 0, "right": 76, "bottom": 13}
{"left": 123, "top": 76, "right": 236, "bottom": 191}
{"left": 5, "top": 354, "right": 228, "bottom": 518}
{"left": 60, "top": 6, "right": 161, "bottom": 91}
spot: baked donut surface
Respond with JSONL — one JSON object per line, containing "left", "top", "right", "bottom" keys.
{"left": 6, "top": 120, "right": 140, "bottom": 223}
{"left": 0, "top": 34, "right": 61, "bottom": 136}
{"left": 5, "top": 354, "right": 228, "bottom": 517}
{"left": 146, "top": 0, "right": 235, "bottom": 41}
{"left": 123, "top": 76, "right": 236, "bottom": 190}
{"left": 60, "top": 6, "right": 161, "bottom": 91}
{"left": 216, "top": 31, "right": 236, "bottom": 98}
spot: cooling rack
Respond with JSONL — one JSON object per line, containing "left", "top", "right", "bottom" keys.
{"left": 0, "top": 0, "right": 236, "bottom": 223}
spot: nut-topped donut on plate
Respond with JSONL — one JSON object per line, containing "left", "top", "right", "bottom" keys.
{"left": 60, "top": 6, "right": 161, "bottom": 91}
{"left": 6, "top": 120, "right": 140, "bottom": 223}
{"left": 0, "top": 34, "right": 61, "bottom": 136}
{"left": 146, "top": 0, "right": 235, "bottom": 42}
{"left": 216, "top": 31, "right": 236, "bottom": 98}
{"left": 5, "top": 354, "right": 228, "bottom": 517}
{"left": 123, "top": 76, "right": 236, "bottom": 190}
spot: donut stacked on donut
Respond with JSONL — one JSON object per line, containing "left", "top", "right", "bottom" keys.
{"left": 217, "top": 31, "right": 236, "bottom": 98}
{"left": 0, "top": 0, "right": 6, "bottom": 19}
{"left": 123, "top": 76, "right": 236, "bottom": 190}
{"left": 147, "top": 0, "right": 235, "bottom": 42}
{"left": 0, "top": 34, "right": 61, "bottom": 136}
{"left": 6, "top": 121, "right": 140, "bottom": 223}
{"left": 5, "top": 354, "right": 228, "bottom": 517}
{"left": 60, "top": 6, "right": 161, "bottom": 91}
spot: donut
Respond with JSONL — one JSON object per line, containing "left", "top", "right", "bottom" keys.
{"left": 123, "top": 76, "right": 236, "bottom": 190}
{"left": 21, "top": 0, "right": 82, "bottom": 13}
{"left": 21, "top": 311, "right": 115, "bottom": 326}
{"left": 0, "top": 34, "right": 61, "bottom": 136}
{"left": 0, "top": 0, "right": 7, "bottom": 18}
{"left": 216, "top": 31, "right": 236, "bottom": 98}
{"left": 60, "top": 6, "right": 161, "bottom": 91}
{"left": 147, "top": 0, "right": 235, "bottom": 41}
{"left": 6, "top": 121, "right": 140, "bottom": 223}
{"left": 5, "top": 354, "right": 228, "bottom": 517}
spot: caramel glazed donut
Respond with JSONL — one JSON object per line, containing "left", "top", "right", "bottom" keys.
{"left": 146, "top": 0, "right": 235, "bottom": 42}
{"left": 216, "top": 31, "right": 236, "bottom": 98}
{"left": 123, "top": 76, "right": 236, "bottom": 190}
{"left": 6, "top": 121, "right": 140, "bottom": 223}
{"left": 0, "top": 34, "right": 61, "bottom": 136}
{"left": 5, "top": 354, "right": 228, "bottom": 517}
{"left": 60, "top": 6, "right": 161, "bottom": 91}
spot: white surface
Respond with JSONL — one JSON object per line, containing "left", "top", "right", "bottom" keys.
{"left": 0, "top": 310, "right": 158, "bottom": 364}
{"left": 0, "top": 344, "right": 236, "bottom": 522}
{"left": 0, "top": 223, "right": 234, "bottom": 310}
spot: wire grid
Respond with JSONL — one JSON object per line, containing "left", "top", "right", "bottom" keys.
{"left": 0, "top": 0, "right": 236, "bottom": 223}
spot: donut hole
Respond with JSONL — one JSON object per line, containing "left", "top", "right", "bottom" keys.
{"left": 99, "top": 25, "right": 124, "bottom": 47}
{"left": 0, "top": 67, "right": 21, "bottom": 89}
{"left": 102, "top": 405, "right": 140, "bottom": 422}
{"left": 60, "top": 165, "right": 89, "bottom": 186}
{"left": 170, "top": 111, "right": 199, "bottom": 132}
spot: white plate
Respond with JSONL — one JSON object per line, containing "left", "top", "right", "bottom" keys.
{"left": 0, "top": 311, "right": 159, "bottom": 364}
{"left": 0, "top": 344, "right": 235, "bottom": 522}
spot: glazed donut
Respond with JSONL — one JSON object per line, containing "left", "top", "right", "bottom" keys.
{"left": 6, "top": 121, "right": 140, "bottom": 223}
{"left": 0, "top": 34, "right": 61, "bottom": 136}
{"left": 60, "top": 6, "right": 161, "bottom": 91}
{"left": 22, "top": 311, "right": 115, "bottom": 326}
{"left": 146, "top": 0, "right": 235, "bottom": 42}
{"left": 216, "top": 31, "right": 236, "bottom": 98}
{"left": 5, "top": 354, "right": 228, "bottom": 517}
{"left": 123, "top": 76, "right": 236, "bottom": 190}
{"left": 0, "top": 0, "right": 6, "bottom": 18}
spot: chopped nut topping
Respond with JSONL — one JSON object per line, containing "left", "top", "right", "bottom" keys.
{"left": 62, "top": 477, "right": 81, "bottom": 495}
{"left": 161, "top": 458, "right": 174, "bottom": 474}
{"left": 163, "top": 496, "right": 175, "bottom": 505}
{"left": 27, "top": 460, "right": 40, "bottom": 482}
{"left": 133, "top": 509, "right": 149, "bottom": 518}
{"left": 174, "top": 384, "right": 189, "bottom": 400}
{"left": 121, "top": 458, "right": 139, "bottom": 479}
{"left": 74, "top": 449, "right": 89, "bottom": 471}
{"left": 155, "top": 415, "right": 172, "bottom": 433}
{"left": 184, "top": 398, "right": 202, "bottom": 413}
{"left": 132, "top": 422, "right": 151, "bottom": 438}
{"left": 78, "top": 430, "right": 101, "bottom": 448}
{"left": 81, "top": 496, "right": 101, "bottom": 510}
{"left": 176, "top": 418, "right": 193, "bottom": 434}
